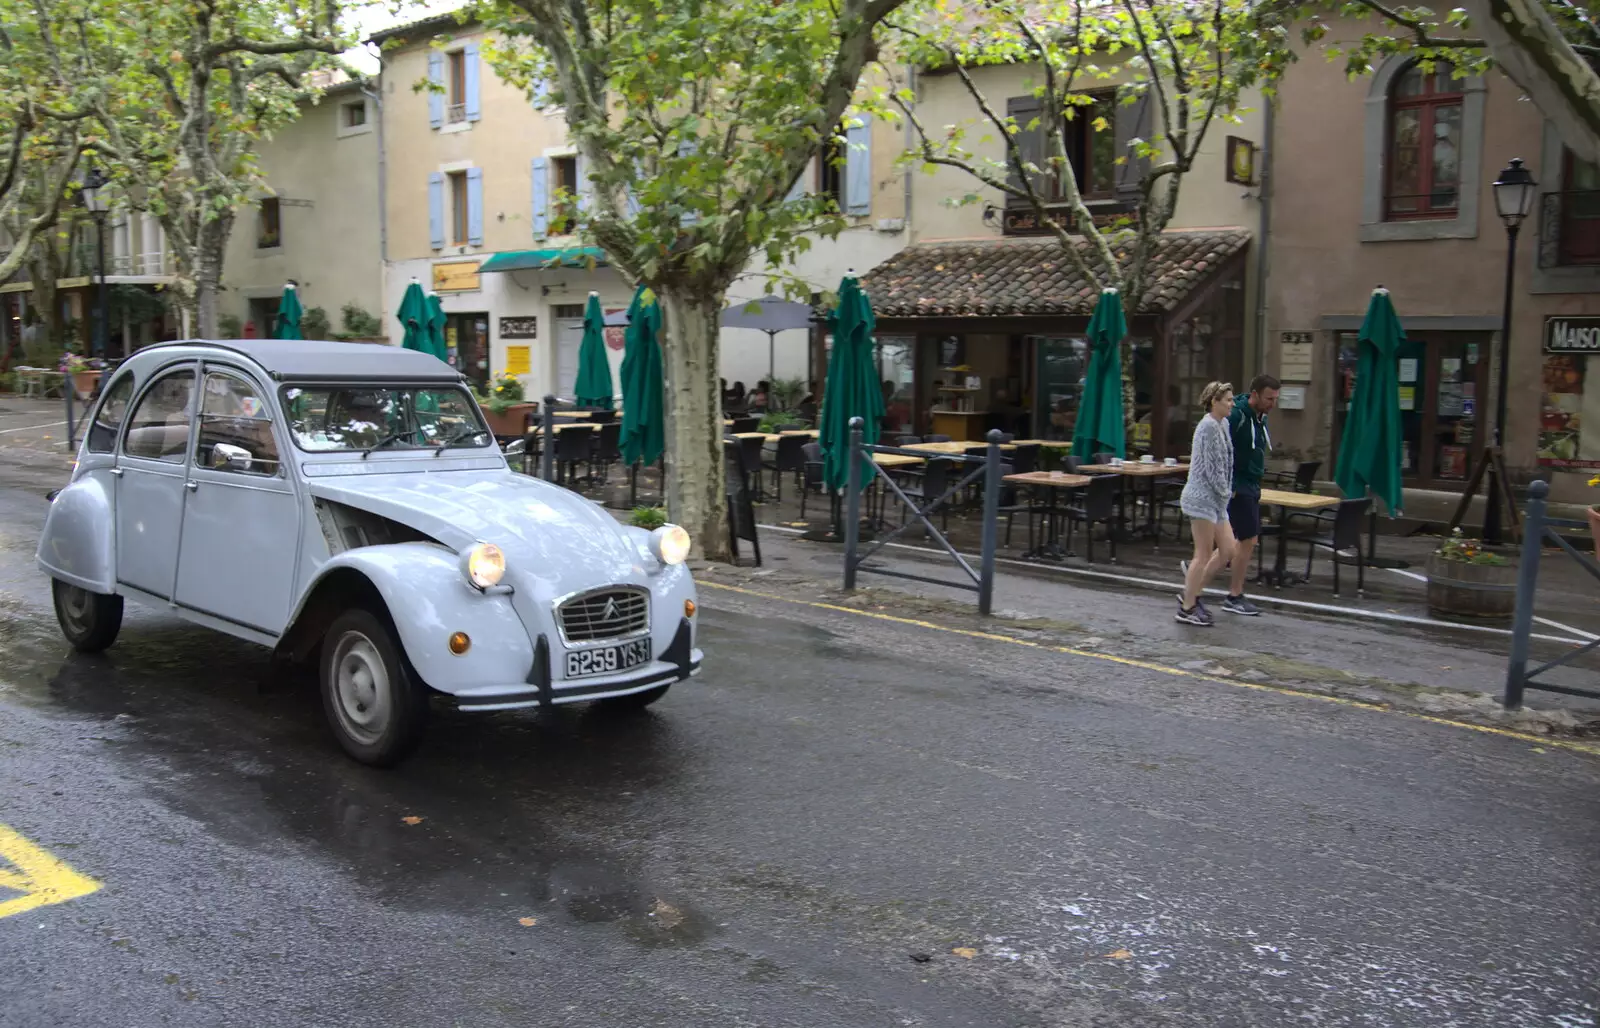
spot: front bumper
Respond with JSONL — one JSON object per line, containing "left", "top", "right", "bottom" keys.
{"left": 451, "top": 616, "right": 701, "bottom": 712}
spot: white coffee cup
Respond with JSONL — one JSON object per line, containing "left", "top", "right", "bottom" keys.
{"left": 1163, "top": 457, "right": 1178, "bottom": 466}
{"left": 1140, "top": 454, "right": 1154, "bottom": 464}
{"left": 1109, "top": 457, "right": 1122, "bottom": 467}
{"left": 1051, "top": 470, "right": 1064, "bottom": 479}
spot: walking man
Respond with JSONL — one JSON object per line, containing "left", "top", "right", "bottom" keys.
{"left": 1222, "top": 374, "right": 1280, "bottom": 615}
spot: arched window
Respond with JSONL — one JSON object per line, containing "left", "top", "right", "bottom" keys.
{"left": 1385, "top": 62, "right": 1463, "bottom": 220}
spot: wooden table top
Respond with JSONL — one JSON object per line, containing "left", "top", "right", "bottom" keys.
{"left": 531, "top": 422, "right": 597, "bottom": 435}
{"left": 726, "top": 432, "right": 769, "bottom": 441}
{"left": 1259, "top": 488, "right": 1341, "bottom": 510}
{"left": 873, "top": 453, "right": 926, "bottom": 468}
{"left": 902, "top": 440, "right": 1015, "bottom": 455}
{"left": 762, "top": 430, "right": 820, "bottom": 442}
{"left": 1004, "top": 472, "right": 1093, "bottom": 488}
{"left": 1081, "top": 462, "right": 1189, "bottom": 476}
{"left": 550, "top": 410, "right": 600, "bottom": 419}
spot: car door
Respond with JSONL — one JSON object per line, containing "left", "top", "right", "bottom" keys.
{"left": 114, "top": 364, "right": 198, "bottom": 599}
{"left": 172, "top": 366, "right": 300, "bottom": 637}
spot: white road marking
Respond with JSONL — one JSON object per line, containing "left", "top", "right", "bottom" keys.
{"left": 0, "top": 420, "right": 68, "bottom": 435}
{"left": 1383, "top": 561, "right": 1600, "bottom": 642}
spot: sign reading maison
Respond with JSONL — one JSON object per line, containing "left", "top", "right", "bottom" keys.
{"left": 1545, "top": 316, "right": 1600, "bottom": 353}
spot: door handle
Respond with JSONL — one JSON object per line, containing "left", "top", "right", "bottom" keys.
{"left": 109, "top": 468, "right": 123, "bottom": 477}
{"left": 185, "top": 481, "right": 198, "bottom": 492}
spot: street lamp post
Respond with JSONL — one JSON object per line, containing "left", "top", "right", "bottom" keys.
{"left": 1484, "top": 157, "right": 1538, "bottom": 546}
{"left": 80, "top": 167, "right": 111, "bottom": 360}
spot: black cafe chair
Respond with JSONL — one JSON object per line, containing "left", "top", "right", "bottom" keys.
{"left": 1064, "top": 473, "right": 1119, "bottom": 564}
{"left": 765, "top": 433, "right": 808, "bottom": 502}
{"left": 799, "top": 442, "right": 826, "bottom": 519}
{"left": 1295, "top": 496, "right": 1372, "bottom": 597}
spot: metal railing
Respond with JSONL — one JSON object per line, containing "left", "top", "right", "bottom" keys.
{"left": 842, "top": 417, "right": 1002, "bottom": 614}
{"left": 1504, "top": 479, "right": 1600, "bottom": 707}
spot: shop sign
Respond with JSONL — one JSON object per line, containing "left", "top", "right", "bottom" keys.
{"left": 500, "top": 316, "right": 538, "bottom": 339}
{"left": 433, "top": 261, "right": 481, "bottom": 293}
{"left": 504, "top": 345, "right": 531, "bottom": 376}
{"left": 1544, "top": 315, "right": 1600, "bottom": 353}
{"left": 1225, "top": 137, "right": 1256, "bottom": 186}
{"left": 1001, "top": 203, "right": 1137, "bottom": 237}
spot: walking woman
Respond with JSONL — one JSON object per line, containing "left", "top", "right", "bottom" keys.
{"left": 1177, "top": 381, "right": 1237, "bottom": 626}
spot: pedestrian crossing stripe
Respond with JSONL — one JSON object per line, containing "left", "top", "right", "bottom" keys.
{"left": 0, "top": 822, "right": 101, "bottom": 918}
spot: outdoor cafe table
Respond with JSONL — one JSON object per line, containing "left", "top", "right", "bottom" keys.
{"left": 1257, "top": 487, "right": 1341, "bottom": 588}
{"left": 903, "top": 440, "right": 1015, "bottom": 455}
{"left": 1080, "top": 461, "right": 1190, "bottom": 539}
{"left": 1003, "top": 471, "right": 1093, "bottom": 560}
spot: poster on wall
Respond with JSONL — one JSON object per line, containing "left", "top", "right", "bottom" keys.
{"left": 1537, "top": 355, "right": 1600, "bottom": 468}
{"left": 605, "top": 308, "right": 626, "bottom": 351}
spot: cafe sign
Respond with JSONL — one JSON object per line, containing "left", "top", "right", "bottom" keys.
{"left": 1544, "top": 315, "right": 1600, "bottom": 353}
{"left": 432, "top": 260, "right": 481, "bottom": 293}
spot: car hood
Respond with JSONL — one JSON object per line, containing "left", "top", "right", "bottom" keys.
{"left": 306, "top": 469, "right": 651, "bottom": 599}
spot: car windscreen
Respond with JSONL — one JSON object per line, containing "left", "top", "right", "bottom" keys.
{"left": 281, "top": 385, "right": 493, "bottom": 453}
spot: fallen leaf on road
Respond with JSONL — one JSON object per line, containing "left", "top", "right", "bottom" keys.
{"left": 1104, "top": 949, "right": 1133, "bottom": 960}
{"left": 951, "top": 947, "right": 977, "bottom": 959}
{"left": 518, "top": 917, "right": 537, "bottom": 926}
{"left": 1531, "top": 746, "right": 1546, "bottom": 754}
{"left": 650, "top": 899, "right": 685, "bottom": 929}
{"left": 1441, "top": 666, "right": 1452, "bottom": 670}
{"left": 400, "top": 815, "right": 423, "bottom": 825}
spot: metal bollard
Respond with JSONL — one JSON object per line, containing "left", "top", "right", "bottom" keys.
{"left": 843, "top": 417, "right": 863, "bottom": 591}
{"left": 540, "top": 394, "right": 556, "bottom": 483}
{"left": 1502, "top": 479, "right": 1548, "bottom": 709}
{"left": 979, "top": 429, "right": 1003, "bottom": 615}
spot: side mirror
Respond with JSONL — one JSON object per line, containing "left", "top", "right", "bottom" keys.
{"left": 212, "top": 442, "right": 253, "bottom": 472}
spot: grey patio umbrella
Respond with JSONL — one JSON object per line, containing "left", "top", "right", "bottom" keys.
{"left": 719, "top": 295, "right": 813, "bottom": 383}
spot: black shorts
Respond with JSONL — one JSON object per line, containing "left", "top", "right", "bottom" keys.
{"left": 1228, "top": 490, "right": 1261, "bottom": 540}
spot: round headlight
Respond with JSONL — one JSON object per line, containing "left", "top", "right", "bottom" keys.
{"left": 464, "top": 542, "right": 506, "bottom": 589}
{"left": 651, "top": 524, "right": 691, "bottom": 566}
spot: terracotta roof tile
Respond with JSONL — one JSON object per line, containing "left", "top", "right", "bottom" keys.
{"left": 860, "top": 229, "right": 1251, "bottom": 319}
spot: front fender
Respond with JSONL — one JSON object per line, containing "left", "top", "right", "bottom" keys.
{"left": 294, "top": 544, "right": 536, "bottom": 692}
{"left": 36, "top": 472, "right": 115, "bottom": 594}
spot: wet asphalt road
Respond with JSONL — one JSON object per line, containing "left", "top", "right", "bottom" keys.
{"left": 1, "top": 479, "right": 1598, "bottom": 1028}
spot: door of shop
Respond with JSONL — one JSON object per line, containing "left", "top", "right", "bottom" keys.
{"left": 446, "top": 312, "right": 491, "bottom": 391}
{"left": 553, "top": 304, "right": 586, "bottom": 398}
{"left": 1334, "top": 331, "right": 1488, "bottom": 489}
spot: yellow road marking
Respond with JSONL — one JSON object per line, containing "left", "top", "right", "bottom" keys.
{"left": 699, "top": 581, "right": 1600, "bottom": 759}
{"left": 0, "top": 822, "right": 101, "bottom": 918}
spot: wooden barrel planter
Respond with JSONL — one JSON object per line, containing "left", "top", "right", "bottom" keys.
{"left": 1425, "top": 552, "right": 1516, "bottom": 620}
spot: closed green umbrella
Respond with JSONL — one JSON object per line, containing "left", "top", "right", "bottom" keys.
{"left": 619, "top": 285, "right": 665, "bottom": 468}
{"left": 575, "top": 291, "right": 614, "bottom": 408}
{"left": 1072, "top": 288, "right": 1127, "bottom": 459}
{"left": 820, "top": 275, "right": 885, "bottom": 492}
{"left": 275, "top": 283, "right": 304, "bottom": 340}
{"left": 1335, "top": 287, "right": 1405, "bottom": 515}
{"left": 425, "top": 292, "right": 448, "bottom": 361}
{"left": 397, "top": 280, "right": 428, "bottom": 353}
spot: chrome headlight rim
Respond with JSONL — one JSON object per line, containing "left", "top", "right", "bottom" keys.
{"left": 650, "top": 524, "right": 691, "bottom": 566}
{"left": 460, "top": 541, "right": 506, "bottom": 590}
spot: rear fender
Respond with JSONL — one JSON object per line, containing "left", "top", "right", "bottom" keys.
{"left": 283, "top": 543, "right": 535, "bottom": 691}
{"left": 36, "top": 473, "right": 115, "bottom": 594}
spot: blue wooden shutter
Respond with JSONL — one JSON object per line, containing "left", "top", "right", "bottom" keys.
{"left": 428, "top": 173, "right": 445, "bottom": 248}
{"left": 786, "top": 160, "right": 808, "bottom": 204}
{"left": 576, "top": 153, "right": 591, "bottom": 214}
{"left": 679, "top": 140, "right": 698, "bottom": 226}
{"left": 427, "top": 52, "right": 444, "bottom": 128}
{"left": 845, "top": 116, "right": 872, "bottom": 216}
{"left": 463, "top": 43, "right": 481, "bottom": 123}
{"left": 467, "top": 167, "right": 484, "bottom": 245}
{"left": 531, "top": 157, "right": 549, "bottom": 239}
{"left": 532, "top": 77, "right": 549, "bottom": 108}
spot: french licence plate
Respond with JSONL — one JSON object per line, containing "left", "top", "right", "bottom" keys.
{"left": 565, "top": 638, "right": 651, "bottom": 679}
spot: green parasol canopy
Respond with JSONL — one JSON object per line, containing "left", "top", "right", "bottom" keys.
{"left": 275, "top": 283, "right": 304, "bottom": 340}
{"left": 397, "top": 281, "right": 429, "bottom": 354}
{"left": 1335, "top": 287, "right": 1406, "bottom": 515}
{"left": 424, "top": 292, "right": 448, "bottom": 361}
{"left": 575, "top": 292, "right": 614, "bottom": 408}
{"left": 819, "top": 275, "right": 885, "bottom": 492}
{"left": 1072, "top": 288, "right": 1127, "bottom": 460}
{"left": 618, "top": 285, "right": 665, "bottom": 468}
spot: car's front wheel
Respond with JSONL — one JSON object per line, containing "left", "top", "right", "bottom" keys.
{"left": 52, "top": 579, "right": 123, "bottom": 653}
{"left": 319, "top": 608, "right": 428, "bottom": 766}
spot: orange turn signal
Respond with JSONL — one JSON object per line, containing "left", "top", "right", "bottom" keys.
{"left": 448, "top": 632, "right": 471, "bottom": 655}
{"left": 684, "top": 599, "right": 696, "bottom": 618}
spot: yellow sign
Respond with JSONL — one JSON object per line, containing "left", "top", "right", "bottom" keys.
{"left": 504, "top": 345, "right": 531, "bottom": 376}
{"left": 0, "top": 822, "right": 101, "bottom": 919}
{"left": 432, "top": 261, "right": 481, "bottom": 293}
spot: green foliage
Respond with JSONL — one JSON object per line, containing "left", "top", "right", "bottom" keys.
{"left": 217, "top": 314, "right": 243, "bottom": 339}
{"left": 108, "top": 284, "right": 167, "bottom": 328}
{"left": 340, "top": 303, "right": 383, "bottom": 338}
{"left": 301, "top": 306, "right": 332, "bottom": 340}
{"left": 491, "top": 373, "right": 525, "bottom": 404}
{"left": 629, "top": 506, "right": 669, "bottom": 530}
{"left": 769, "top": 377, "right": 809, "bottom": 413}
{"left": 1436, "top": 528, "right": 1510, "bottom": 566}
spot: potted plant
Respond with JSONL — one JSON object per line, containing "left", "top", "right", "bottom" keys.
{"left": 61, "top": 353, "right": 102, "bottom": 401}
{"left": 1426, "top": 528, "right": 1515, "bottom": 620}
{"left": 477, "top": 373, "right": 537, "bottom": 437}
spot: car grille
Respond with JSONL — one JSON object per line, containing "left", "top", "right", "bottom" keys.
{"left": 557, "top": 587, "right": 650, "bottom": 643}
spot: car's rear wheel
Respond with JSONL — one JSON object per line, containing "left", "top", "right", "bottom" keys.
{"left": 52, "top": 579, "right": 123, "bottom": 653}
{"left": 594, "top": 683, "right": 670, "bottom": 712}
{"left": 319, "top": 608, "right": 428, "bottom": 766}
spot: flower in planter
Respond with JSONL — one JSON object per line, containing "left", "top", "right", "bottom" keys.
{"left": 1435, "top": 527, "right": 1508, "bottom": 566}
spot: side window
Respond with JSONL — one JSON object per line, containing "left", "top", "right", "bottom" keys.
{"left": 195, "top": 372, "right": 280, "bottom": 476}
{"left": 122, "top": 370, "right": 196, "bottom": 463}
{"left": 87, "top": 373, "right": 136, "bottom": 454}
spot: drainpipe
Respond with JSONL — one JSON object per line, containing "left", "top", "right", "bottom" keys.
{"left": 1253, "top": 98, "right": 1273, "bottom": 376}
{"left": 362, "top": 69, "right": 388, "bottom": 265}
{"left": 903, "top": 64, "right": 916, "bottom": 235}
